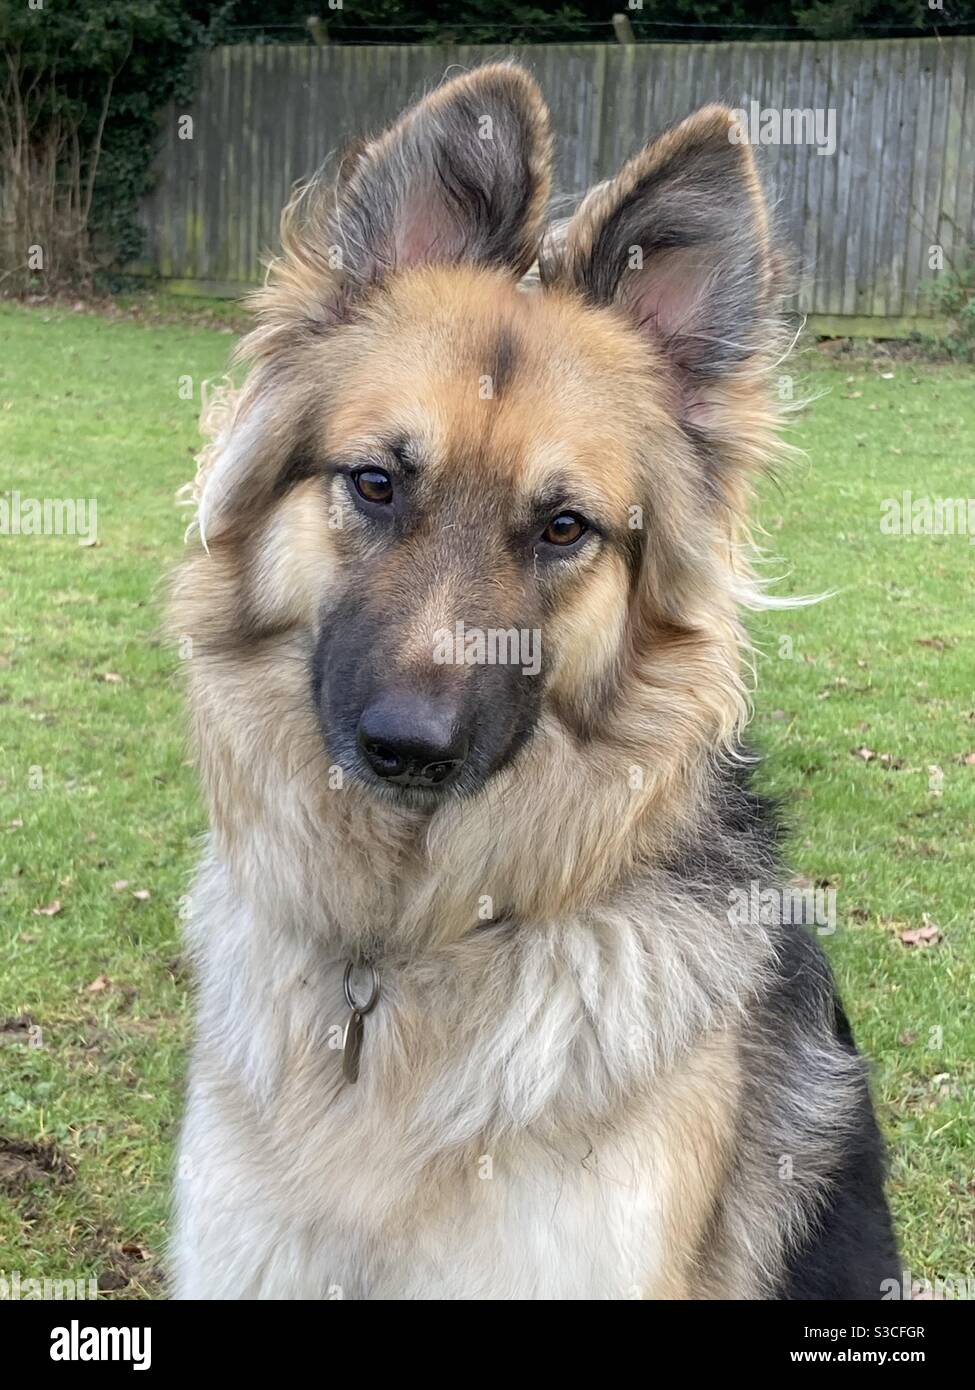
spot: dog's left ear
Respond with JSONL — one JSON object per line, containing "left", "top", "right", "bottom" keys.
{"left": 332, "top": 62, "right": 552, "bottom": 288}
{"left": 543, "top": 106, "right": 780, "bottom": 416}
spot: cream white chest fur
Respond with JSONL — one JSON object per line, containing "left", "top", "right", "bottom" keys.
{"left": 175, "top": 1087, "right": 673, "bottom": 1301}
{"left": 171, "top": 853, "right": 751, "bottom": 1300}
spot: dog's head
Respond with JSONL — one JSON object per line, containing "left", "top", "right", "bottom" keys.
{"left": 176, "top": 64, "right": 784, "bottom": 824}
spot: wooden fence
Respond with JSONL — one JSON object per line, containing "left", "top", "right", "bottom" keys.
{"left": 138, "top": 37, "right": 975, "bottom": 331}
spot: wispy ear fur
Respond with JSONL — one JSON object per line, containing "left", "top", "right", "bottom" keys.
{"left": 245, "top": 62, "right": 552, "bottom": 354}
{"left": 542, "top": 106, "right": 798, "bottom": 522}
{"left": 543, "top": 105, "right": 779, "bottom": 374}
{"left": 188, "top": 64, "right": 553, "bottom": 543}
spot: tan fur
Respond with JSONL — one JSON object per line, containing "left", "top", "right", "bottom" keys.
{"left": 644, "top": 1032, "right": 742, "bottom": 1298}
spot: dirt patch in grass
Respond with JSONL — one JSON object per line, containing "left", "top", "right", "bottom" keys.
{"left": 0, "top": 1136, "right": 74, "bottom": 1195}
{"left": 57, "top": 1225, "right": 166, "bottom": 1299}
{"left": 0, "top": 1012, "right": 40, "bottom": 1042}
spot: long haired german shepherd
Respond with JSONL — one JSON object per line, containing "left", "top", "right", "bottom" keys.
{"left": 170, "top": 64, "right": 897, "bottom": 1299}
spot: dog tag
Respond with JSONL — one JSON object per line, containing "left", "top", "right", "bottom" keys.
{"left": 342, "top": 1009, "right": 365, "bottom": 1084}
{"left": 341, "top": 960, "right": 381, "bottom": 1085}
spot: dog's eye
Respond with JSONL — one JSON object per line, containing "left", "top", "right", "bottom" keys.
{"left": 541, "top": 513, "right": 588, "bottom": 548}
{"left": 352, "top": 468, "right": 393, "bottom": 504}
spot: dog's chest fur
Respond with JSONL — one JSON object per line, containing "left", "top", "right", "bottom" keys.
{"left": 172, "top": 854, "right": 744, "bottom": 1300}
{"left": 179, "top": 1098, "right": 685, "bottom": 1300}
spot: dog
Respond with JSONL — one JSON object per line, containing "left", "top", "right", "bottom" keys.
{"left": 169, "top": 63, "right": 898, "bottom": 1299}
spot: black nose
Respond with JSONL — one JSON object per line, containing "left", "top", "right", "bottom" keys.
{"left": 357, "top": 691, "right": 468, "bottom": 789}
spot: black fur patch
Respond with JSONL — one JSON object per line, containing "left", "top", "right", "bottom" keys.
{"left": 487, "top": 328, "right": 521, "bottom": 398}
{"left": 770, "top": 945, "right": 900, "bottom": 1301}
{"left": 664, "top": 752, "right": 784, "bottom": 893}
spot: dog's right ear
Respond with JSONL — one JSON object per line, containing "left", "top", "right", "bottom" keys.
{"left": 197, "top": 65, "right": 551, "bottom": 544}
{"left": 258, "top": 62, "right": 552, "bottom": 335}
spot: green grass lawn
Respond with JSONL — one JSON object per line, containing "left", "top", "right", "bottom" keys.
{"left": 1, "top": 299, "right": 973, "bottom": 1298}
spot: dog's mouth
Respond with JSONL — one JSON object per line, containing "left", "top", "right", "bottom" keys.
{"left": 354, "top": 753, "right": 471, "bottom": 806}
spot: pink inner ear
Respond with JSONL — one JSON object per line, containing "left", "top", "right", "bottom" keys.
{"left": 623, "top": 245, "right": 715, "bottom": 352}
{"left": 393, "top": 190, "right": 467, "bottom": 269}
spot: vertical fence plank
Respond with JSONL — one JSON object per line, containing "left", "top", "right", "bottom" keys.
{"left": 955, "top": 40, "right": 975, "bottom": 268}
{"left": 797, "top": 40, "right": 824, "bottom": 315}
{"left": 919, "top": 39, "right": 954, "bottom": 316}
{"left": 874, "top": 41, "right": 905, "bottom": 317}
{"left": 854, "top": 40, "right": 886, "bottom": 317}
{"left": 941, "top": 35, "right": 967, "bottom": 278}
{"left": 831, "top": 40, "right": 851, "bottom": 317}
{"left": 903, "top": 40, "right": 936, "bottom": 317}
{"left": 886, "top": 39, "right": 914, "bottom": 318}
